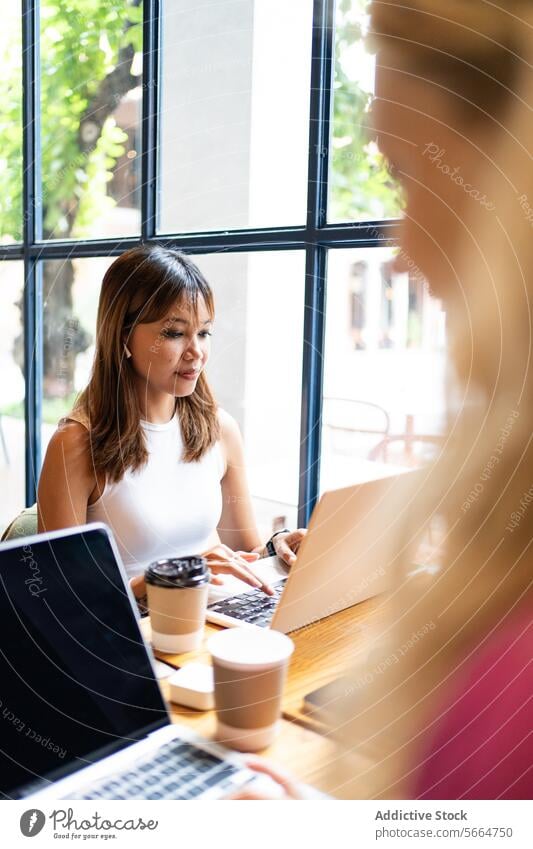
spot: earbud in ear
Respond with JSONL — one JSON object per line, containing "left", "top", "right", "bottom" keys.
{"left": 124, "top": 344, "right": 132, "bottom": 359}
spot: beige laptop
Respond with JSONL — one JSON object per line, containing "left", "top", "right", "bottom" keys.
{"left": 207, "top": 470, "right": 418, "bottom": 633}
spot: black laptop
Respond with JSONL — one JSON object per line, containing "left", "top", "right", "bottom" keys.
{"left": 0, "top": 523, "right": 254, "bottom": 800}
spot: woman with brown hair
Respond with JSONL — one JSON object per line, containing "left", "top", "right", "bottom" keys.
{"left": 235, "top": 0, "right": 532, "bottom": 799}
{"left": 37, "top": 245, "right": 305, "bottom": 597}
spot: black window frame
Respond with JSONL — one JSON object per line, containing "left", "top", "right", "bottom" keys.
{"left": 2, "top": 0, "right": 402, "bottom": 525}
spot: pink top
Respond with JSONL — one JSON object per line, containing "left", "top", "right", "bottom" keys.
{"left": 413, "top": 603, "right": 532, "bottom": 799}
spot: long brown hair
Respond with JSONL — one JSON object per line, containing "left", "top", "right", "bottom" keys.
{"left": 73, "top": 245, "right": 220, "bottom": 482}
{"left": 322, "top": 0, "right": 533, "bottom": 798}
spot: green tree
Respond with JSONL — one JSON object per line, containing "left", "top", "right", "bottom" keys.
{"left": 330, "top": 0, "right": 403, "bottom": 221}
{"left": 0, "top": 0, "right": 142, "bottom": 401}
{"left": 0, "top": 0, "right": 402, "bottom": 408}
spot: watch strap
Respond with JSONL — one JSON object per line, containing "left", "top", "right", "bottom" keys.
{"left": 265, "top": 528, "right": 290, "bottom": 558}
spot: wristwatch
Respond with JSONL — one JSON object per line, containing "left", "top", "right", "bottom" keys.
{"left": 265, "top": 528, "right": 290, "bottom": 558}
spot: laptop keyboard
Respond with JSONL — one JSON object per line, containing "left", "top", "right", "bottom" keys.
{"left": 67, "top": 739, "right": 240, "bottom": 800}
{"left": 207, "top": 578, "right": 287, "bottom": 626}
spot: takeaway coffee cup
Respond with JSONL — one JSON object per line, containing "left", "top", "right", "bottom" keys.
{"left": 145, "top": 556, "right": 209, "bottom": 653}
{"left": 208, "top": 628, "right": 294, "bottom": 752}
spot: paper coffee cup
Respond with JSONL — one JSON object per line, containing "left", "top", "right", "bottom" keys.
{"left": 208, "top": 628, "right": 294, "bottom": 751}
{"left": 146, "top": 557, "right": 209, "bottom": 653}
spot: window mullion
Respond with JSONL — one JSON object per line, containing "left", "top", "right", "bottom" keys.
{"left": 298, "top": 0, "right": 334, "bottom": 524}
{"left": 22, "top": 0, "right": 42, "bottom": 505}
{"left": 141, "top": 0, "right": 161, "bottom": 241}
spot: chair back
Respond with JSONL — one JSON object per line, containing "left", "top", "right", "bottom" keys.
{"left": 1, "top": 504, "right": 38, "bottom": 542}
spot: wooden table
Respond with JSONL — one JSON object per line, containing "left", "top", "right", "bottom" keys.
{"left": 162, "top": 686, "right": 339, "bottom": 792}
{"left": 140, "top": 598, "right": 388, "bottom": 792}
{"left": 145, "top": 597, "right": 385, "bottom": 726}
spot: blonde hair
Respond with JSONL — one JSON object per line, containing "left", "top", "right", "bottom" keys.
{"left": 73, "top": 245, "right": 220, "bottom": 483}
{"left": 325, "top": 0, "right": 533, "bottom": 798}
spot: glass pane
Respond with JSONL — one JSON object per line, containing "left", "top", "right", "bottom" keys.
{"left": 158, "top": 0, "right": 313, "bottom": 234}
{"left": 40, "top": 1, "right": 143, "bottom": 241}
{"left": 193, "top": 252, "right": 305, "bottom": 539}
{"left": 42, "top": 256, "right": 113, "bottom": 451}
{"left": 0, "top": 3, "right": 23, "bottom": 244}
{"left": 41, "top": 251, "right": 304, "bottom": 542}
{"left": 0, "top": 262, "right": 25, "bottom": 530}
{"left": 320, "top": 248, "right": 446, "bottom": 493}
{"left": 328, "top": 0, "right": 403, "bottom": 223}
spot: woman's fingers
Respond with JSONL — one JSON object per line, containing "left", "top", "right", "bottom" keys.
{"left": 276, "top": 541, "right": 297, "bottom": 566}
{"left": 129, "top": 575, "right": 146, "bottom": 599}
{"left": 274, "top": 529, "right": 307, "bottom": 566}
{"left": 225, "top": 789, "right": 275, "bottom": 800}
{"left": 218, "top": 560, "right": 274, "bottom": 595}
{"left": 203, "top": 544, "right": 273, "bottom": 594}
{"left": 291, "top": 528, "right": 307, "bottom": 546}
{"left": 241, "top": 756, "right": 302, "bottom": 799}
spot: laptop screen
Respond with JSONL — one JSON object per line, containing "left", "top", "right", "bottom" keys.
{"left": 0, "top": 525, "right": 169, "bottom": 798}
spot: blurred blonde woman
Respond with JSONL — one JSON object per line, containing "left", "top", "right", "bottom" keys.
{"left": 237, "top": 0, "right": 532, "bottom": 799}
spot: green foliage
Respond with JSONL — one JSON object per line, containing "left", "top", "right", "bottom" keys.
{"left": 0, "top": 0, "right": 401, "bottom": 240}
{"left": 1, "top": 391, "right": 78, "bottom": 424}
{"left": 0, "top": 0, "right": 141, "bottom": 241}
{"left": 330, "top": 0, "right": 404, "bottom": 221}
{"left": 0, "top": 8, "right": 23, "bottom": 243}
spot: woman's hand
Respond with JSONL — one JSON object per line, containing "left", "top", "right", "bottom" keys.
{"left": 271, "top": 528, "right": 307, "bottom": 567}
{"left": 130, "top": 575, "right": 145, "bottom": 598}
{"left": 226, "top": 757, "right": 302, "bottom": 800}
{"left": 129, "top": 575, "right": 148, "bottom": 616}
{"left": 203, "top": 543, "right": 274, "bottom": 595}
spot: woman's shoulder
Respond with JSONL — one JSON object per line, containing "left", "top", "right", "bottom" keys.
{"left": 58, "top": 406, "right": 91, "bottom": 431}
{"left": 45, "top": 411, "right": 92, "bottom": 461}
{"left": 216, "top": 408, "right": 242, "bottom": 476}
{"left": 217, "top": 407, "right": 240, "bottom": 438}
{"left": 217, "top": 407, "right": 244, "bottom": 448}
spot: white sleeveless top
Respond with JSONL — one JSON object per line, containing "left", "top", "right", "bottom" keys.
{"left": 63, "top": 412, "right": 225, "bottom": 580}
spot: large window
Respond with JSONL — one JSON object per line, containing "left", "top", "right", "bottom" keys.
{"left": 41, "top": 256, "right": 113, "bottom": 450}
{"left": 158, "top": 0, "right": 313, "bottom": 232}
{"left": 0, "top": 263, "right": 25, "bottom": 531}
{"left": 40, "top": 0, "right": 142, "bottom": 240}
{"left": 321, "top": 248, "right": 446, "bottom": 493}
{"left": 0, "top": 0, "right": 445, "bottom": 535}
{"left": 328, "top": 0, "right": 403, "bottom": 222}
{"left": 192, "top": 251, "right": 305, "bottom": 538}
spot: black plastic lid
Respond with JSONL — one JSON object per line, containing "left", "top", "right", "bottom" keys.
{"left": 144, "top": 556, "right": 209, "bottom": 589}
